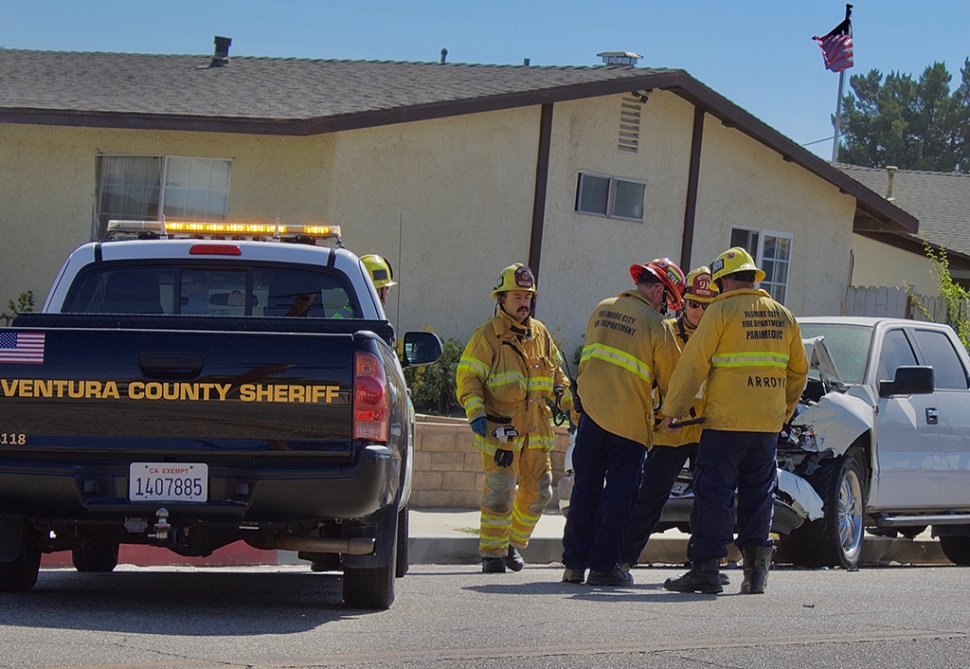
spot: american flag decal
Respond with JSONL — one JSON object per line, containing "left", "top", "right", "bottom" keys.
{"left": 0, "top": 331, "right": 46, "bottom": 364}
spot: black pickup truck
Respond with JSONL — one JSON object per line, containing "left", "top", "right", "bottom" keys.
{"left": 0, "top": 222, "right": 440, "bottom": 609}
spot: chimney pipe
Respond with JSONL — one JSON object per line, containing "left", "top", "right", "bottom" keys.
{"left": 523, "top": 58, "right": 530, "bottom": 66}
{"left": 886, "top": 165, "right": 898, "bottom": 200}
{"left": 211, "top": 36, "right": 232, "bottom": 67}
{"left": 440, "top": 48, "right": 448, "bottom": 64}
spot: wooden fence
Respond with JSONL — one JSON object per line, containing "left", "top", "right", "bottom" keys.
{"left": 845, "top": 286, "right": 960, "bottom": 323}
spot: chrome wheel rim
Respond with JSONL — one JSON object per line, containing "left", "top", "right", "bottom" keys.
{"left": 838, "top": 467, "right": 864, "bottom": 561}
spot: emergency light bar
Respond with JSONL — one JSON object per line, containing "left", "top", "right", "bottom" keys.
{"left": 105, "top": 220, "right": 342, "bottom": 245}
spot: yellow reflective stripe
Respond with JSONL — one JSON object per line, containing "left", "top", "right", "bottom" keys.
{"left": 529, "top": 378, "right": 554, "bottom": 393}
{"left": 474, "top": 434, "right": 525, "bottom": 453}
{"left": 711, "top": 351, "right": 790, "bottom": 369}
{"left": 464, "top": 397, "right": 484, "bottom": 414}
{"left": 527, "top": 434, "right": 556, "bottom": 449}
{"left": 457, "top": 357, "right": 489, "bottom": 379}
{"left": 480, "top": 513, "right": 511, "bottom": 527}
{"left": 581, "top": 343, "right": 652, "bottom": 384}
{"left": 486, "top": 370, "right": 526, "bottom": 388}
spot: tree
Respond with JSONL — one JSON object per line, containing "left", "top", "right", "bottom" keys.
{"left": 838, "top": 60, "right": 970, "bottom": 172}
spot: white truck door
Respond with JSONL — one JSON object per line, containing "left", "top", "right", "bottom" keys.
{"left": 910, "top": 327, "right": 970, "bottom": 509}
{"left": 871, "top": 328, "right": 941, "bottom": 509}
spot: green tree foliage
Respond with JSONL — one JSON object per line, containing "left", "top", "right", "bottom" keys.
{"left": 838, "top": 60, "right": 970, "bottom": 172}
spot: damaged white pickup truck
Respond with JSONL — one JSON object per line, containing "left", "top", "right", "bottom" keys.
{"left": 560, "top": 316, "right": 970, "bottom": 569}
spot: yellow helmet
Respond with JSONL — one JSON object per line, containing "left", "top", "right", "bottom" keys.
{"left": 710, "top": 247, "right": 766, "bottom": 284}
{"left": 360, "top": 254, "right": 397, "bottom": 289}
{"left": 491, "top": 263, "right": 536, "bottom": 299}
{"left": 683, "top": 266, "right": 718, "bottom": 303}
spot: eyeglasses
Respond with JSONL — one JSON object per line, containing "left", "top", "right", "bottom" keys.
{"left": 686, "top": 300, "right": 709, "bottom": 310}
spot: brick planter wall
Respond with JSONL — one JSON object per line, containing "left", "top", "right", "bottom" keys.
{"left": 410, "top": 415, "right": 571, "bottom": 509}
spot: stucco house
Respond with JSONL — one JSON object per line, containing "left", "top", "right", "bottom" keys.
{"left": 0, "top": 41, "right": 917, "bottom": 352}
{"left": 837, "top": 163, "right": 970, "bottom": 295}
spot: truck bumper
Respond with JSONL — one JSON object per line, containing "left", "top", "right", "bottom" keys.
{"left": 0, "top": 445, "right": 398, "bottom": 525}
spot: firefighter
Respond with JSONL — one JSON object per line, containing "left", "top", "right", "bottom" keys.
{"left": 360, "top": 254, "right": 397, "bottom": 307}
{"left": 619, "top": 266, "right": 722, "bottom": 575}
{"left": 561, "top": 258, "right": 684, "bottom": 586}
{"left": 456, "top": 264, "right": 573, "bottom": 573}
{"left": 661, "top": 247, "right": 808, "bottom": 595}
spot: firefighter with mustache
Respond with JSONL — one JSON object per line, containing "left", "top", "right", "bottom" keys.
{"left": 457, "top": 263, "right": 573, "bottom": 573}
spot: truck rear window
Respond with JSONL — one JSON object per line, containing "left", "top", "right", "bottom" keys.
{"left": 62, "top": 264, "right": 360, "bottom": 318}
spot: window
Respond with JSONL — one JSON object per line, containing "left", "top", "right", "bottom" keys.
{"left": 576, "top": 172, "right": 646, "bottom": 221}
{"left": 95, "top": 155, "right": 232, "bottom": 239}
{"left": 912, "top": 329, "right": 970, "bottom": 390}
{"left": 730, "top": 227, "right": 792, "bottom": 304}
{"left": 876, "top": 329, "right": 918, "bottom": 385}
{"left": 62, "top": 264, "right": 358, "bottom": 318}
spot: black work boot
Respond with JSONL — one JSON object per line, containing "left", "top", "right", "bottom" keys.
{"left": 482, "top": 557, "right": 507, "bottom": 573}
{"left": 740, "top": 546, "right": 775, "bottom": 594}
{"left": 505, "top": 545, "right": 525, "bottom": 572}
{"left": 663, "top": 559, "right": 723, "bottom": 594}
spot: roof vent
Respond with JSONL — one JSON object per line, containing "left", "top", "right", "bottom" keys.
{"left": 886, "top": 165, "right": 898, "bottom": 201}
{"left": 597, "top": 51, "right": 642, "bottom": 66}
{"left": 210, "top": 36, "right": 232, "bottom": 67}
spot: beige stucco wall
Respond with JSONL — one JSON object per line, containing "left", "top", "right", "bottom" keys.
{"left": 851, "top": 233, "right": 936, "bottom": 295}
{"left": 689, "top": 116, "right": 856, "bottom": 318}
{"left": 1, "top": 95, "right": 857, "bottom": 346}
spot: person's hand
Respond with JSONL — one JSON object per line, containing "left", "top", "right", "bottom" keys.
{"left": 494, "top": 448, "right": 514, "bottom": 467}
{"left": 470, "top": 416, "right": 488, "bottom": 437}
{"left": 662, "top": 415, "right": 678, "bottom": 433}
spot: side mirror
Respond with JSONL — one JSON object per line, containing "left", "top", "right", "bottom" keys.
{"left": 401, "top": 331, "right": 443, "bottom": 368}
{"left": 878, "top": 365, "right": 934, "bottom": 397}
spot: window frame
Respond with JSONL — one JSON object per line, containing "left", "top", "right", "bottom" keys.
{"left": 575, "top": 171, "right": 646, "bottom": 222}
{"left": 729, "top": 226, "right": 793, "bottom": 304}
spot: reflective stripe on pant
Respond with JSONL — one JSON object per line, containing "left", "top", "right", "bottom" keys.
{"left": 479, "top": 441, "right": 553, "bottom": 558}
{"left": 561, "top": 413, "right": 646, "bottom": 572}
{"left": 687, "top": 429, "right": 777, "bottom": 564}
{"left": 620, "top": 443, "right": 696, "bottom": 567}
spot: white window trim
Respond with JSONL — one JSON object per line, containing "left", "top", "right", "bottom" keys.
{"left": 576, "top": 171, "right": 646, "bottom": 222}
{"left": 731, "top": 226, "right": 793, "bottom": 303}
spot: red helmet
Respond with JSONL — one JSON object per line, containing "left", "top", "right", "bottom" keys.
{"left": 629, "top": 258, "right": 686, "bottom": 311}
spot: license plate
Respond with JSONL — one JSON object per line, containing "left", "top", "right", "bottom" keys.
{"left": 129, "top": 463, "right": 208, "bottom": 502}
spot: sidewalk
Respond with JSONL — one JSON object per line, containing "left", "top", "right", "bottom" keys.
{"left": 401, "top": 508, "right": 950, "bottom": 567}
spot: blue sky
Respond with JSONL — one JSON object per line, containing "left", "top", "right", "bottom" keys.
{"left": 2, "top": 1, "right": 968, "bottom": 160}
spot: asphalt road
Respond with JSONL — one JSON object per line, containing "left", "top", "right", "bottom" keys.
{"left": 2, "top": 563, "right": 969, "bottom": 669}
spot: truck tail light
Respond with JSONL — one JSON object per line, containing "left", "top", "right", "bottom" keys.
{"left": 354, "top": 351, "right": 389, "bottom": 442}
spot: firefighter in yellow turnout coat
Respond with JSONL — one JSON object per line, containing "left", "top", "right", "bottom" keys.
{"left": 456, "top": 264, "right": 573, "bottom": 573}
{"left": 662, "top": 247, "right": 808, "bottom": 595}
{"left": 561, "top": 258, "right": 685, "bottom": 586}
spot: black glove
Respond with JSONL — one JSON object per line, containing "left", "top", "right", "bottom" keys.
{"left": 494, "top": 448, "right": 514, "bottom": 468}
{"left": 491, "top": 425, "right": 519, "bottom": 443}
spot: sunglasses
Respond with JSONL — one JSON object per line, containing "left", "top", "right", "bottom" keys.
{"left": 686, "top": 300, "right": 709, "bottom": 310}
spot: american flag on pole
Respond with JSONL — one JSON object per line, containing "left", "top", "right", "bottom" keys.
{"left": 0, "top": 331, "right": 46, "bottom": 364}
{"left": 813, "top": 17, "right": 854, "bottom": 73}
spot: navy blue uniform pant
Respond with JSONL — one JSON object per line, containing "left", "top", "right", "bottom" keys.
{"left": 620, "top": 443, "right": 697, "bottom": 567}
{"left": 561, "top": 413, "right": 646, "bottom": 572}
{"left": 687, "top": 429, "right": 777, "bottom": 564}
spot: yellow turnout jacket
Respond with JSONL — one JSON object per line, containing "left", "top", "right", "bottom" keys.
{"left": 661, "top": 288, "right": 809, "bottom": 432}
{"left": 576, "top": 290, "right": 679, "bottom": 448}
{"left": 654, "top": 316, "right": 704, "bottom": 447}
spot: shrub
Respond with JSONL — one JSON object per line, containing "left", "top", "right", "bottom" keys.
{"left": 400, "top": 337, "right": 465, "bottom": 416}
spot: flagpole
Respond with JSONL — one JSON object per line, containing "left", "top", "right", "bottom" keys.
{"left": 832, "top": 68, "right": 845, "bottom": 162}
{"left": 830, "top": 3, "right": 852, "bottom": 163}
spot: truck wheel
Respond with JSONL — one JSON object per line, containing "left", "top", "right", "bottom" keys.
{"left": 343, "top": 548, "right": 396, "bottom": 610}
{"left": 395, "top": 505, "right": 409, "bottom": 578}
{"left": 789, "top": 449, "right": 866, "bottom": 569}
{"left": 72, "top": 541, "right": 119, "bottom": 573}
{"left": 939, "top": 536, "right": 970, "bottom": 565}
{"left": 0, "top": 526, "right": 42, "bottom": 593}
